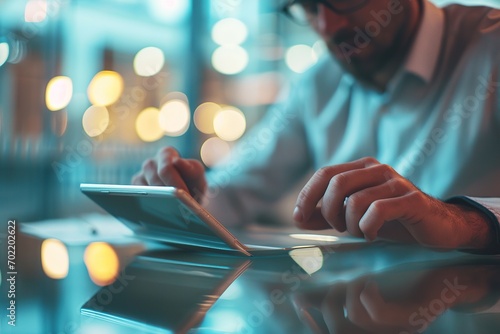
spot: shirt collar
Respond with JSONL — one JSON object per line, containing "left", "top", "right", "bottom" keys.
{"left": 404, "top": 0, "right": 445, "bottom": 83}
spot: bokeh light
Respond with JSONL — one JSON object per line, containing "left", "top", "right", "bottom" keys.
{"left": 84, "top": 242, "right": 120, "bottom": 286}
{"left": 41, "top": 239, "right": 69, "bottom": 279}
{"left": 46, "top": 76, "right": 73, "bottom": 111}
{"left": 82, "top": 105, "right": 109, "bottom": 137}
{"left": 135, "top": 107, "right": 163, "bottom": 142}
{"left": 200, "top": 137, "right": 231, "bottom": 167}
{"left": 0, "top": 42, "right": 9, "bottom": 67}
{"left": 87, "top": 71, "right": 124, "bottom": 106}
{"left": 212, "top": 45, "right": 249, "bottom": 75}
{"left": 159, "top": 99, "right": 190, "bottom": 137}
{"left": 290, "top": 234, "right": 340, "bottom": 242}
{"left": 133, "top": 47, "right": 165, "bottom": 77}
{"left": 212, "top": 18, "right": 248, "bottom": 46}
{"left": 25, "top": 0, "right": 47, "bottom": 23}
{"left": 213, "top": 107, "right": 246, "bottom": 141}
{"left": 194, "top": 102, "right": 221, "bottom": 134}
{"left": 285, "top": 44, "right": 317, "bottom": 73}
{"left": 147, "top": 0, "right": 190, "bottom": 24}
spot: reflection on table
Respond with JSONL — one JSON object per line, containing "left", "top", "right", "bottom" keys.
{"left": 2, "top": 216, "right": 500, "bottom": 334}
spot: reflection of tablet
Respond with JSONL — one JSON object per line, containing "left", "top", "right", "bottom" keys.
{"left": 81, "top": 252, "right": 251, "bottom": 333}
{"left": 81, "top": 184, "right": 366, "bottom": 256}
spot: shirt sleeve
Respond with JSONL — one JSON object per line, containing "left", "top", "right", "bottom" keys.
{"left": 446, "top": 196, "right": 500, "bottom": 254}
{"left": 202, "top": 84, "right": 313, "bottom": 227}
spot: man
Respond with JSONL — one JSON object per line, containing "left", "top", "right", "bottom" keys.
{"left": 133, "top": 0, "right": 500, "bottom": 252}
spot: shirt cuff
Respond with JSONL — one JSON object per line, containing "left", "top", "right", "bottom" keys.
{"left": 445, "top": 196, "right": 500, "bottom": 254}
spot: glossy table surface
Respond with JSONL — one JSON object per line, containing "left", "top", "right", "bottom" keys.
{"left": 1, "top": 215, "right": 500, "bottom": 334}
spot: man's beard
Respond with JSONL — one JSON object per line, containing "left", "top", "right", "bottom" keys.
{"left": 327, "top": 20, "right": 410, "bottom": 88}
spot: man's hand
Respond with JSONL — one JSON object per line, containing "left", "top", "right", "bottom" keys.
{"left": 293, "top": 157, "right": 492, "bottom": 250}
{"left": 131, "top": 147, "right": 207, "bottom": 203}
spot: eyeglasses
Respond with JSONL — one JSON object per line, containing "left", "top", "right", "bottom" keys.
{"left": 282, "top": 0, "right": 368, "bottom": 25}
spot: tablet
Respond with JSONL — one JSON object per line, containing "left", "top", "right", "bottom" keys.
{"left": 80, "top": 183, "right": 366, "bottom": 256}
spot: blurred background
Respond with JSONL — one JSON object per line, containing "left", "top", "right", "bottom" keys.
{"left": 1, "top": 0, "right": 499, "bottom": 223}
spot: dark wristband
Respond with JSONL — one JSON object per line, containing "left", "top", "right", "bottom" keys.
{"left": 445, "top": 196, "right": 500, "bottom": 255}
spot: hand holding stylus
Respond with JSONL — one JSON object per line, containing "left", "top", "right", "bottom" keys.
{"left": 132, "top": 147, "right": 207, "bottom": 203}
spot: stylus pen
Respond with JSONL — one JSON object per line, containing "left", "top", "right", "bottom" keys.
{"left": 175, "top": 186, "right": 253, "bottom": 257}
{"left": 232, "top": 239, "right": 252, "bottom": 257}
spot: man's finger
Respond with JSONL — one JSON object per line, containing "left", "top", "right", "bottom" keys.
{"left": 131, "top": 172, "right": 147, "bottom": 185}
{"left": 295, "top": 207, "right": 332, "bottom": 230}
{"left": 175, "top": 158, "right": 207, "bottom": 201}
{"left": 340, "top": 178, "right": 405, "bottom": 237}
{"left": 358, "top": 192, "right": 429, "bottom": 242}
{"left": 294, "top": 157, "right": 379, "bottom": 224}
{"left": 142, "top": 159, "right": 165, "bottom": 186}
{"left": 156, "top": 147, "right": 181, "bottom": 175}
{"left": 155, "top": 147, "right": 190, "bottom": 193}
{"left": 320, "top": 164, "right": 397, "bottom": 233}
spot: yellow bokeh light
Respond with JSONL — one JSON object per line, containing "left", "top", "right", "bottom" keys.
{"left": 159, "top": 99, "right": 190, "bottom": 137}
{"left": 194, "top": 102, "right": 221, "bottom": 134}
{"left": 87, "top": 71, "right": 124, "bottom": 106}
{"left": 212, "top": 18, "right": 248, "bottom": 46}
{"left": 0, "top": 42, "right": 9, "bottom": 67}
{"left": 133, "top": 46, "right": 165, "bottom": 77}
{"left": 285, "top": 44, "right": 317, "bottom": 74}
{"left": 46, "top": 76, "right": 73, "bottom": 111}
{"left": 82, "top": 105, "right": 110, "bottom": 137}
{"left": 84, "top": 242, "right": 120, "bottom": 286}
{"left": 135, "top": 107, "right": 164, "bottom": 142}
{"left": 213, "top": 107, "right": 246, "bottom": 141}
{"left": 41, "top": 239, "right": 69, "bottom": 280}
{"left": 200, "top": 137, "right": 231, "bottom": 167}
{"left": 211, "top": 45, "right": 249, "bottom": 75}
